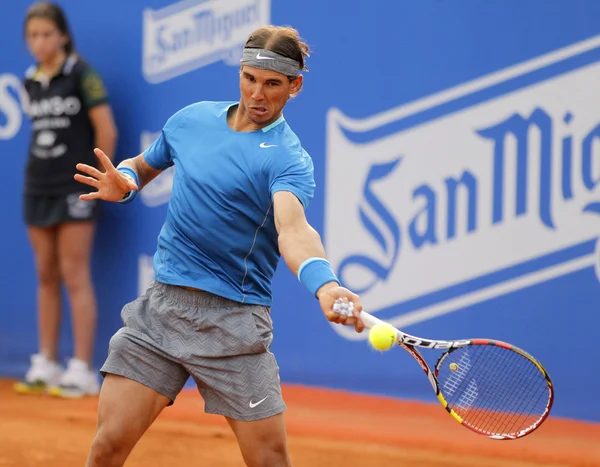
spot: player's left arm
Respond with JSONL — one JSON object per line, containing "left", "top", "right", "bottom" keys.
{"left": 273, "top": 191, "right": 364, "bottom": 332}
{"left": 80, "top": 66, "right": 118, "bottom": 161}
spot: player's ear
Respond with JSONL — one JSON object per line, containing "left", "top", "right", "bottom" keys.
{"left": 289, "top": 75, "right": 303, "bottom": 97}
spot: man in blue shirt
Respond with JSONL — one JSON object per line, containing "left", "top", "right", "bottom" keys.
{"left": 75, "top": 25, "right": 364, "bottom": 467}
{"left": 144, "top": 99, "right": 317, "bottom": 305}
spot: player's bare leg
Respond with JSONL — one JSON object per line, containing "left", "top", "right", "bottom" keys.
{"left": 86, "top": 374, "right": 170, "bottom": 467}
{"left": 227, "top": 413, "right": 291, "bottom": 467}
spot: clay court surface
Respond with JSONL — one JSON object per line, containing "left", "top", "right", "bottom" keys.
{"left": 1, "top": 379, "right": 599, "bottom": 467}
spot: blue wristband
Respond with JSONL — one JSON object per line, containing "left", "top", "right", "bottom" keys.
{"left": 117, "top": 167, "right": 139, "bottom": 204}
{"left": 297, "top": 258, "right": 340, "bottom": 298}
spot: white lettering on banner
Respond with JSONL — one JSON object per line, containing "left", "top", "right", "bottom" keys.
{"left": 143, "top": 0, "right": 271, "bottom": 83}
{"left": 140, "top": 131, "right": 175, "bottom": 207}
{"left": 325, "top": 35, "right": 600, "bottom": 340}
{"left": 0, "top": 73, "right": 25, "bottom": 140}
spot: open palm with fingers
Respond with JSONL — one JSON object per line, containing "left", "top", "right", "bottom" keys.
{"left": 74, "top": 148, "right": 139, "bottom": 202}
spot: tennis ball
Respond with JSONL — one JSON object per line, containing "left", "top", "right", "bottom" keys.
{"left": 449, "top": 362, "right": 459, "bottom": 371}
{"left": 368, "top": 324, "right": 396, "bottom": 351}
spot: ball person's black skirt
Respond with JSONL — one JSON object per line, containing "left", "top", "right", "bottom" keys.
{"left": 24, "top": 192, "right": 99, "bottom": 227}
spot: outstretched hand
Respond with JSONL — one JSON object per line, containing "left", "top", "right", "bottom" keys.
{"left": 317, "top": 284, "right": 365, "bottom": 333}
{"left": 74, "top": 148, "right": 139, "bottom": 202}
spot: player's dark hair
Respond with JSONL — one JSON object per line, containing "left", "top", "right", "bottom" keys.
{"left": 25, "top": 2, "right": 75, "bottom": 55}
{"left": 245, "top": 25, "right": 310, "bottom": 81}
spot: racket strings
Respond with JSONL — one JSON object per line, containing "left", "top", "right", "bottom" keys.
{"left": 488, "top": 353, "right": 548, "bottom": 436}
{"left": 462, "top": 347, "right": 548, "bottom": 435}
{"left": 466, "top": 349, "right": 536, "bottom": 434}
{"left": 462, "top": 347, "right": 547, "bottom": 435}
{"left": 475, "top": 353, "right": 545, "bottom": 436}
{"left": 436, "top": 344, "right": 550, "bottom": 437}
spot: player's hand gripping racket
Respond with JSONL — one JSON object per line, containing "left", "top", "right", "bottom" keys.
{"left": 333, "top": 300, "right": 554, "bottom": 440}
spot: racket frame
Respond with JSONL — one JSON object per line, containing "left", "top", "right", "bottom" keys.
{"left": 334, "top": 302, "right": 554, "bottom": 440}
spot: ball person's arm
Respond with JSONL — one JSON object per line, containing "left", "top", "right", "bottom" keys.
{"left": 273, "top": 191, "right": 364, "bottom": 331}
{"left": 88, "top": 105, "right": 118, "bottom": 162}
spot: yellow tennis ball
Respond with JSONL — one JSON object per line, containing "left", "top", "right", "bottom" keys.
{"left": 449, "top": 363, "right": 459, "bottom": 371}
{"left": 368, "top": 324, "right": 396, "bottom": 351}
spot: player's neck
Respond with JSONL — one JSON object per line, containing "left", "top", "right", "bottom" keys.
{"left": 228, "top": 103, "right": 281, "bottom": 132}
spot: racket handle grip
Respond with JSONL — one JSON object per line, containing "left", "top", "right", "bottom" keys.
{"left": 332, "top": 300, "right": 388, "bottom": 329}
{"left": 359, "top": 311, "right": 388, "bottom": 329}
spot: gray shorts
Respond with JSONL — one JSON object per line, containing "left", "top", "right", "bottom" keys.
{"left": 101, "top": 281, "right": 286, "bottom": 421}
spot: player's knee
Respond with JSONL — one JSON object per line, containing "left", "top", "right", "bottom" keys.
{"left": 250, "top": 439, "right": 290, "bottom": 467}
{"left": 88, "top": 428, "right": 130, "bottom": 466}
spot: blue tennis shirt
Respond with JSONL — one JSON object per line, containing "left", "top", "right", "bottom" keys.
{"left": 144, "top": 101, "right": 315, "bottom": 305}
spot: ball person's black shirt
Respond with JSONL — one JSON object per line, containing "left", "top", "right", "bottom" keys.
{"left": 23, "top": 55, "right": 109, "bottom": 195}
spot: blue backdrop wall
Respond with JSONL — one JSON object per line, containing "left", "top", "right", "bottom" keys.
{"left": 1, "top": 0, "right": 599, "bottom": 423}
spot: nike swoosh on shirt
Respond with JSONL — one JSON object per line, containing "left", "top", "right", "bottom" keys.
{"left": 260, "top": 143, "right": 277, "bottom": 148}
{"left": 249, "top": 396, "right": 269, "bottom": 408}
{"left": 256, "top": 53, "right": 274, "bottom": 60}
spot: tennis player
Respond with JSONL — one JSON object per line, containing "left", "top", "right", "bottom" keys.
{"left": 75, "top": 25, "right": 364, "bottom": 467}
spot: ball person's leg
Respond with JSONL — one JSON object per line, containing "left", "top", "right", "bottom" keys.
{"left": 57, "top": 221, "right": 96, "bottom": 365}
{"left": 27, "top": 226, "right": 61, "bottom": 361}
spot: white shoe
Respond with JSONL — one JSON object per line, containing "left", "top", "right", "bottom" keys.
{"left": 14, "top": 353, "right": 63, "bottom": 394}
{"left": 48, "top": 358, "right": 100, "bottom": 398}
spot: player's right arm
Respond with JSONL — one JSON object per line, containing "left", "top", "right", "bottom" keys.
{"left": 117, "top": 152, "right": 163, "bottom": 189}
{"left": 75, "top": 106, "right": 184, "bottom": 202}
{"left": 74, "top": 148, "right": 163, "bottom": 202}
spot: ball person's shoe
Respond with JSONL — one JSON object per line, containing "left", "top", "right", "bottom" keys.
{"left": 14, "top": 353, "right": 63, "bottom": 395}
{"left": 48, "top": 358, "right": 100, "bottom": 398}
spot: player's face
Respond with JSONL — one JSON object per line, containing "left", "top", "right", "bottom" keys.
{"left": 25, "top": 18, "right": 66, "bottom": 64}
{"left": 239, "top": 66, "right": 303, "bottom": 126}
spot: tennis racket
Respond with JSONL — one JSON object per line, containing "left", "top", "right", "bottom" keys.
{"left": 333, "top": 300, "right": 554, "bottom": 440}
